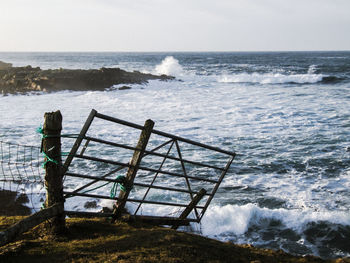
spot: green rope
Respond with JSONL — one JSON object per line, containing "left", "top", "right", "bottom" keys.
{"left": 37, "top": 126, "right": 77, "bottom": 167}
{"left": 41, "top": 151, "right": 58, "bottom": 168}
{"left": 36, "top": 126, "right": 79, "bottom": 139}
{"left": 110, "top": 175, "right": 128, "bottom": 198}
{"left": 36, "top": 126, "right": 44, "bottom": 135}
{"left": 36, "top": 126, "right": 132, "bottom": 196}
{"left": 40, "top": 151, "right": 70, "bottom": 167}
{"left": 81, "top": 175, "right": 131, "bottom": 197}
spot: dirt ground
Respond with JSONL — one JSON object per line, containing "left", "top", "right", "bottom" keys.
{"left": 0, "top": 189, "right": 31, "bottom": 216}
{"left": 1, "top": 190, "right": 349, "bottom": 263}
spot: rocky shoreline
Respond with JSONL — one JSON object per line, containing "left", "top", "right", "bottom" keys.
{"left": 0, "top": 60, "right": 174, "bottom": 95}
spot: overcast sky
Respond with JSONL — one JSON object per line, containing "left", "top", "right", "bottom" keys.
{"left": 0, "top": 0, "right": 349, "bottom": 52}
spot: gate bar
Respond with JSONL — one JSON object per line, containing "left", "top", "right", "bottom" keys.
{"left": 66, "top": 139, "right": 175, "bottom": 198}
{"left": 134, "top": 140, "right": 175, "bottom": 215}
{"left": 199, "top": 154, "right": 236, "bottom": 220}
{"left": 85, "top": 136, "right": 225, "bottom": 171}
{"left": 95, "top": 111, "right": 235, "bottom": 156}
{"left": 74, "top": 154, "right": 219, "bottom": 184}
{"left": 63, "top": 191, "right": 205, "bottom": 209}
{"left": 64, "top": 166, "right": 127, "bottom": 199}
{"left": 65, "top": 211, "right": 198, "bottom": 225}
{"left": 175, "top": 140, "right": 199, "bottom": 219}
{"left": 63, "top": 109, "right": 96, "bottom": 173}
{"left": 64, "top": 172, "right": 213, "bottom": 196}
{"left": 172, "top": 188, "right": 207, "bottom": 230}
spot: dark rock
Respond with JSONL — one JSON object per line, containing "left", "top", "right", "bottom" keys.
{"left": 0, "top": 190, "right": 31, "bottom": 216}
{"left": 118, "top": 85, "right": 132, "bottom": 90}
{"left": 84, "top": 201, "right": 98, "bottom": 209}
{"left": 0, "top": 61, "right": 12, "bottom": 69}
{"left": 101, "top": 206, "right": 113, "bottom": 213}
{"left": 0, "top": 61, "right": 175, "bottom": 95}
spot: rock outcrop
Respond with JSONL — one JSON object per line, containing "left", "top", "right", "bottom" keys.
{"left": 0, "top": 61, "right": 12, "bottom": 70}
{"left": 0, "top": 61, "right": 174, "bottom": 95}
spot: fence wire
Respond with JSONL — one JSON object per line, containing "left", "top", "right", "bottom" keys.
{"left": 0, "top": 140, "right": 43, "bottom": 183}
{"left": 0, "top": 140, "right": 45, "bottom": 214}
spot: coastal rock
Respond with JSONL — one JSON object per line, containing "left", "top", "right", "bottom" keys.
{"left": 0, "top": 61, "right": 12, "bottom": 70}
{"left": 118, "top": 85, "right": 132, "bottom": 90}
{"left": 84, "top": 201, "right": 97, "bottom": 209}
{"left": 0, "top": 61, "right": 175, "bottom": 95}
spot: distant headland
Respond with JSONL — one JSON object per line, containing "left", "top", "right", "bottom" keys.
{"left": 0, "top": 60, "right": 174, "bottom": 95}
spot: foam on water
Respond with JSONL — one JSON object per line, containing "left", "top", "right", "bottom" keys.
{"left": 307, "top": 65, "right": 317, "bottom": 74}
{"left": 201, "top": 203, "right": 350, "bottom": 257}
{"left": 1, "top": 52, "right": 350, "bottom": 258}
{"left": 218, "top": 72, "right": 324, "bottom": 84}
{"left": 202, "top": 204, "right": 350, "bottom": 237}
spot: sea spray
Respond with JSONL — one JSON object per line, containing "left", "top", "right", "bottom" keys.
{"left": 307, "top": 65, "right": 317, "bottom": 74}
{"left": 155, "top": 56, "right": 184, "bottom": 77}
{"left": 201, "top": 204, "right": 254, "bottom": 236}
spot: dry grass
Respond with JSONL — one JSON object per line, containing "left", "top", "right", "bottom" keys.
{"left": 2, "top": 216, "right": 349, "bottom": 263}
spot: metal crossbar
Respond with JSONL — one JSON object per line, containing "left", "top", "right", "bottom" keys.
{"left": 84, "top": 136, "right": 225, "bottom": 171}
{"left": 73, "top": 154, "right": 220, "bottom": 184}
{"left": 94, "top": 112, "right": 235, "bottom": 156}
{"left": 63, "top": 109, "right": 236, "bottom": 226}
{"left": 65, "top": 172, "right": 212, "bottom": 196}
{"left": 134, "top": 140, "right": 175, "bottom": 215}
{"left": 63, "top": 191, "right": 206, "bottom": 209}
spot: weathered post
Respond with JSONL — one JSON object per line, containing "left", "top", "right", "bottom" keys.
{"left": 111, "top": 119, "right": 154, "bottom": 222}
{"left": 43, "top": 110, "right": 65, "bottom": 234}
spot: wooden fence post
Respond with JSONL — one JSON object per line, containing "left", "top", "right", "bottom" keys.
{"left": 111, "top": 119, "right": 154, "bottom": 222}
{"left": 43, "top": 110, "right": 65, "bottom": 234}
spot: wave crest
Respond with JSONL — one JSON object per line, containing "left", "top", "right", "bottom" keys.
{"left": 201, "top": 204, "right": 350, "bottom": 237}
{"left": 218, "top": 72, "right": 325, "bottom": 84}
{"left": 155, "top": 56, "right": 184, "bottom": 77}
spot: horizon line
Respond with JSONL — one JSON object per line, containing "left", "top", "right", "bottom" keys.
{"left": 0, "top": 50, "right": 350, "bottom": 53}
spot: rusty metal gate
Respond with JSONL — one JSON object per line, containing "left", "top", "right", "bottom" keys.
{"left": 62, "top": 109, "right": 236, "bottom": 228}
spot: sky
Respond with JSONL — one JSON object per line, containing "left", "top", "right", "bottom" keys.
{"left": 0, "top": 0, "right": 349, "bottom": 52}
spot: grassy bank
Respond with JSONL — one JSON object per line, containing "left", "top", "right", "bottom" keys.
{"left": 1, "top": 216, "right": 348, "bottom": 263}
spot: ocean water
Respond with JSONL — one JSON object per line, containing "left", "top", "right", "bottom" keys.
{"left": 1, "top": 51, "right": 350, "bottom": 259}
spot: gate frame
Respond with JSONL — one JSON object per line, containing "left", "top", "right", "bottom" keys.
{"left": 63, "top": 109, "right": 236, "bottom": 227}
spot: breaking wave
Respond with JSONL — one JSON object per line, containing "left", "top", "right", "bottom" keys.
{"left": 218, "top": 72, "right": 345, "bottom": 85}
{"left": 202, "top": 204, "right": 350, "bottom": 236}
{"left": 155, "top": 56, "right": 184, "bottom": 77}
{"left": 202, "top": 204, "right": 350, "bottom": 258}
{"left": 218, "top": 72, "right": 325, "bottom": 84}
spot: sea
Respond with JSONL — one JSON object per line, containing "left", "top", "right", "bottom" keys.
{"left": 0, "top": 51, "right": 350, "bottom": 259}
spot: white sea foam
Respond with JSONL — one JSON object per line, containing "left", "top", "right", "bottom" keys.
{"left": 218, "top": 72, "right": 324, "bottom": 84}
{"left": 155, "top": 56, "right": 184, "bottom": 77}
{"left": 307, "top": 65, "right": 317, "bottom": 74}
{"left": 201, "top": 204, "right": 350, "bottom": 238}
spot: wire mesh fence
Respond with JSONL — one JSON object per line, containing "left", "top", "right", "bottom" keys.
{"left": 0, "top": 140, "right": 43, "bottom": 183}
{"left": 0, "top": 140, "right": 45, "bottom": 214}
